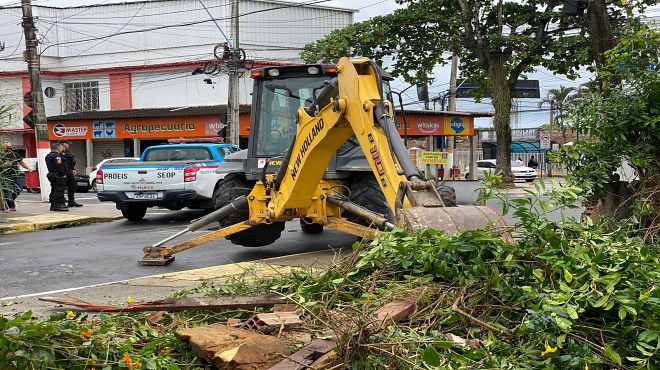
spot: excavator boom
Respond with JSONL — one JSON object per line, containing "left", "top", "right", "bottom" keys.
{"left": 140, "top": 58, "right": 507, "bottom": 265}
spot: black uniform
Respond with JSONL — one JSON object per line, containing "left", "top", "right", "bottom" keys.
{"left": 61, "top": 150, "right": 78, "bottom": 205}
{"left": 45, "top": 150, "right": 68, "bottom": 209}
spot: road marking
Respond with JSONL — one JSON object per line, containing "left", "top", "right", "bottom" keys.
{"left": 1, "top": 278, "right": 134, "bottom": 301}
{"left": 0, "top": 242, "right": 17, "bottom": 247}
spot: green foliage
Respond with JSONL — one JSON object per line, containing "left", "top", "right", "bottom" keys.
{"left": 0, "top": 145, "right": 22, "bottom": 207}
{"left": 2, "top": 181, "right": 659, "bottom": 368}
{"left": 559, "top": 24, "right": 659, "bottom": 232}
{"left": 0, "top": 310, "right": 216, "bottom": 369}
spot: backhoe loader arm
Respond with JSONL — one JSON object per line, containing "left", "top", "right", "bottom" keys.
{"left": 267, "top": 57, "right": 415, "bottom": 218}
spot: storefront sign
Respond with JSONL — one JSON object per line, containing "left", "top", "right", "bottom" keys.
{"left": 52, "top": 123, "right": 88, "bottom": 138}
{"left": 396, "top": 113, "right": 475, "bottom": 136}
{"left": 420, "top": 151, "right": 449, "bottom": 165}
{"left": 48, "top": 115, "right": 242, "bottom": 141}
{"left": 93, "top": 121, "right": 117, "bottom": 139}
{"left": 415, "top": 121, "right": 442, "bottom": 134}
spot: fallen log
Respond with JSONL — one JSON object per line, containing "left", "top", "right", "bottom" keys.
{"left": 38, "top": 295, "right": 286, "bottom": 312}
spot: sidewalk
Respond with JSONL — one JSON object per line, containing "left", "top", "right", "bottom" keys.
{"left": 0, "top": 194, "right": 121, "bottom": 234}
{"left": 0, "top": 249, "right": 346, "bottom": 317}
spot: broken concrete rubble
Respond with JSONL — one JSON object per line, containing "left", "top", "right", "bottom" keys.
{"left": 245, "top": 312, "right": 303, "bottom": 334}
{"left": 176, "top": 324, "right": 289, "bottom": 370}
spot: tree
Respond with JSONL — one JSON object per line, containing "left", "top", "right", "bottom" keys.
{"left": 302, "top": 0, "right": 641, "bottom": 182}
{"left": 561, "top": 24, "right": 659, "bottom": 238}
{"left": 538, "top": 85, "right": 576, "bottom": 142}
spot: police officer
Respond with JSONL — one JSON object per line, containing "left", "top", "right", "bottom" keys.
{"left": 45, "top": 142, "right": 68, "bottom": 211}
{"left": 61, "top": 141, "right": 83, "bottom": 207}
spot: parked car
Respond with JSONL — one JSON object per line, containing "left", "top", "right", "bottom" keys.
{"left": 96, "top": 144, "right": 239, "bottom": 221}
{"left": 465, "top": 159, "right": 537, "bottom": 182}
{"left": 89, "top": 157, "right": 140, "bottom": 191}
{"left": 76, "top": 173, "right": 91, "bottom": 192}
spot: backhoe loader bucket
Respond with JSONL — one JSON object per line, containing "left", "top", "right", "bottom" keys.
{"left": 397, "top": 205, "right": 511, "bottom": 241}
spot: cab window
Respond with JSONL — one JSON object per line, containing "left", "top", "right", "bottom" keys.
{"left": 255, "top": 76, "right": 326, "bottom": 157}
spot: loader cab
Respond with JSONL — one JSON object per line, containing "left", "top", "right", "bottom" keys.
{"left": 244, "top": 63, "right": 396, "bottom": 182}
{"left": 245, "top": 64, "right": 338, "bottom": 180}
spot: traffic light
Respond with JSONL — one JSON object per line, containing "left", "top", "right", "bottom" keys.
{"left": 22, "top": 91, "right": 34, "bottom": 128}
{"left": 563, "top": 0, "right": 588, "bottom": 16}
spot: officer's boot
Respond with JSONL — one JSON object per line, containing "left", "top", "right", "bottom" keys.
{"left": 51, "top": 203, "right": 69, "bottom": 212}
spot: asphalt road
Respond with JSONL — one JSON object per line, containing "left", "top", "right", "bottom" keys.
{"left": 0, "top": 195, "right": 357, "bottom": 298}
{"left": 1, "top": 185, "right": 583, "bottom": 299}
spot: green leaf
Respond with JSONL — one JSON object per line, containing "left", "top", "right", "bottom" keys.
{"left": 604, "top": 345, "right": 622, "bottom": 365}
{"left": 422, "top": 346, "right": 441, "bottom": 367}
{"left": 565, "top": 305, "right": 579, "bottom": 320}
{"left": 592, "top": 295, "right": 608, "bottom": 308}
{"left": 555, "top": 316, "right": 572, "bottom": 331}
{"left": 533, "top": 269, "right": 545, "bottom": 281}
{"left": 618, "top": 306, "right": 627, "bottom": 320}
{"left": 563, "top": 269, "right": 573, "bottom": 283}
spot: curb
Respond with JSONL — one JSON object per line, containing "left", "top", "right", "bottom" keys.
{"left": 0, "top": 214, "right": 122, "bottom": 235}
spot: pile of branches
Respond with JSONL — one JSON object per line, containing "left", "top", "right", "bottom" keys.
{"left": 1, "top": 185, "right": 658, "bottom": 369}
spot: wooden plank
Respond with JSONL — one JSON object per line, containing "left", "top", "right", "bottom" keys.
{"left": 38, "top": 295, "right": 286, "bottom": 312}
{"left": 267, "top": 339, "right": 337, "bottom": 370}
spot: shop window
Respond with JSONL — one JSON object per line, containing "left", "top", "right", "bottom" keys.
{"left": 64, "top": 81, "right": 99, "bottom": 112}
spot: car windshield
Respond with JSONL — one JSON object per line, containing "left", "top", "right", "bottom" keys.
{"left": 255, "top": 76, "right": 327, "bottom": 157}
{"left": 144, "top": 148, "right": 212, "bottom": 161}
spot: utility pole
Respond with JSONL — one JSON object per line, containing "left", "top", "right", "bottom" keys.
{"left": 447, "top": 53, "right": 458, "bottom": 174}
{"left": 21, "top": 0, "right": 50, "bottom": 201}
{"left": 227, "top": 0, "right": 241, "bottom": 146}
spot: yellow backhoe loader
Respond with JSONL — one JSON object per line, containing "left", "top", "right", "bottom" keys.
{"left": 140, "top": 58, "right": 506, "bottom": 265}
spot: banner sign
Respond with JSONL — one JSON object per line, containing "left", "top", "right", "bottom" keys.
{"left": 420, "top": 151, "right": 449, "bottom": 165}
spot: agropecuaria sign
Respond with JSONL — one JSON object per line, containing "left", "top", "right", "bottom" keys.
{"left": 47, "top": 116, "right": 225, "bottom": 140}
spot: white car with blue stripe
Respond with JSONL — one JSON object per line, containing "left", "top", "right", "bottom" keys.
{"left": 96, "top": 143, "right": 240, "bottom": 221}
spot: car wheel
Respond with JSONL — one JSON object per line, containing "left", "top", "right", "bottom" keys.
{"left": 121, "top": 205, "right": 147, "bottom": 222}
{"left": 91, "top": 180, "right": 97, "bottom": 192}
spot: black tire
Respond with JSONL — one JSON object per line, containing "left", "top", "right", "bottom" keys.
{"left": 300, "top": 218, "right": 323, "bottom": 234}
{"left": 435, "top": 183, "right": 457, "bottom": 207}
{"left": 347, "top": 174, "right": 393, "bottom": 225}
{"left": 91, "top": 180, "right": 97, "bottom": 192}
{"left": 214, "top": 174, "right": 284, "bottom": 247}
{"left": 121, "top": 204, "right": 147, "bottom": 221}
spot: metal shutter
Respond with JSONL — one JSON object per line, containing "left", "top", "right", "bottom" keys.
{"left": 92, "top": 140, "right": 125, "bottom": 167}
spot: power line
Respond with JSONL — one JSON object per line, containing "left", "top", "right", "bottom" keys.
{"left": 38, "top": 0, "right": 334, "bottom": 54}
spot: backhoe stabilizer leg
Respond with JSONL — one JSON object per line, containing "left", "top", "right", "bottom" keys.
{"left": 139, "top": 221, "right": 254, "bottom": 266}
{"left": 138, "top": 197, "right": 248, "bottom": 265}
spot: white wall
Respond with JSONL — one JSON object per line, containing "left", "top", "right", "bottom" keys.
{"left": 42, "top": 78, "right": 64, "bottom": 116}
{"left": 132, "top": 70, "right": 252, "bottom": 108}
{"left": 0, "top": 0, "right": 353, "bottom": 73}
{"left": 0, "top": 78, "right": 23, "bottom": 130}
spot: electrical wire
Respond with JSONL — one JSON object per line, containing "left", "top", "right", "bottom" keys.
{"left": 38, "top": 0, "right": 335, "bottom": 54}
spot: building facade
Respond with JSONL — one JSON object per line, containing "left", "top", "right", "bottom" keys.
{"left": 0, "top": 0, "right": 354, "bottom": 174}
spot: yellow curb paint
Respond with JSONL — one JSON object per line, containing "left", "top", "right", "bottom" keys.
{"left": 0, "top": 214, "right": 120, "bottom": 235}
{"left": 151, "top": 262, "right": 296, "bottom": 282}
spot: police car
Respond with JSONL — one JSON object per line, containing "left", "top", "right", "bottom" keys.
{"left": 96, "top": 143, "right": 239, "bottom": 221}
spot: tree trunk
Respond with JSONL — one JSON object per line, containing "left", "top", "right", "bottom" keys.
{"left": 488, "top": 62, "right": 514, "bottom": 183}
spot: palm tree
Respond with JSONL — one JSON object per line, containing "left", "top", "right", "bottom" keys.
{"left": 538, "top": 85, "right": 576, "bottom": 142}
